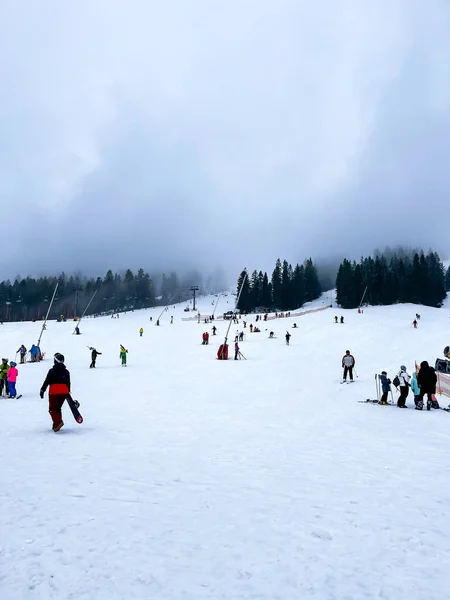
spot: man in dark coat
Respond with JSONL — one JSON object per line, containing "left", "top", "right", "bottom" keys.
{"left": 417, "top": 361, "right": 438, "bottom": 411}
{"left": 89, "top": 347, "right": 102, "bottom": 368}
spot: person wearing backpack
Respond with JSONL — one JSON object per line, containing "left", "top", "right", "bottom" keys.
{"left": 395, "top": 365, "right": 411, "bottom": 408}
{"left": 417, "top": 361, "right": 438, "bottom": 411}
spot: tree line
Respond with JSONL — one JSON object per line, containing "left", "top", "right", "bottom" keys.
{"left": 236, "top": 258, "right": 322, "bottom": 313}
{"left": 336, "top": 250, "right": 448, "bottom": 309}
{"left": 0, "top": 268, "right": 209, "bottom": 322}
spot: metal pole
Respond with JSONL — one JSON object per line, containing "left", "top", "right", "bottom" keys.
{"left": 190, "top": 286, "right": 199, "bottom": 311}
{"left": 222, "top": 272, "right": 247, "bottom": 359}
{"left": 37, "top": 282, "right": 59, "bottom": 347}
{"left": 212, "top": 293, "right": 222, "bottom": 318}
{"left": 359, "top": 286, "right": 368, "bottom": 309}
{"left": 73, "top": 289, "right": 99, "bottom": 333}
{"left": 155, "top": 291, "right": 182, "bottom": 325}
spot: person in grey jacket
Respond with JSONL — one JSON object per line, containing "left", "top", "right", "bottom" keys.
{"left": 342, "top": 350, "right": 355, "bottom": 381}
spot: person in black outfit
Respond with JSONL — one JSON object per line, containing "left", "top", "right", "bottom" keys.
{"left": 417, "top": 361, "right": 438, "bottom": 411}
{"left": 40, "top": 353, "right": 71, "bottom": 431}
{"left": 89, "top": 347, "right": 102, "bottom": 368}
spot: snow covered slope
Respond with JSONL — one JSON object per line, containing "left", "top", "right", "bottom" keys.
{"left": 1, "top": 293, "right": 450, "bottom": 600}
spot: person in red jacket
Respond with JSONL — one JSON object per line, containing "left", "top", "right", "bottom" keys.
{"left": 40, "top": 352, "right": 71, "bottom": 432}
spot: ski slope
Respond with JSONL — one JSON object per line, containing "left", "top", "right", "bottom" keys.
{"left": 1, "top": 292, "right": 450, "bottom": 600}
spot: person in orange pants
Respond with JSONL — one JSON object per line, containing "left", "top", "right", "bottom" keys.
{"left": 40, "top": 353, "right": 71, "bottom": 432}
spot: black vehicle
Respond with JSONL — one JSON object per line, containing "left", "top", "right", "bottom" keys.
{"left": 223, "top": 310, "right": 234, "bottom": 320}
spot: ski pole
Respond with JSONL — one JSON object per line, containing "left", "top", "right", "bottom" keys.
{"left": 354, "top": 368, "right": 358, "bottom": 379}
{"left": 375, "top": 373, "right": 379, "bottom": 401}
{"left": 239, "top": 351, "right": 247, "bottom": 360}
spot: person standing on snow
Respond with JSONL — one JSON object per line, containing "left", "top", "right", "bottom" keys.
{"left": 417, "top": 361, "right": 438, "bottom": 411}
{"left": 378, "top": 371, "right": 391, "bottom": 404}
{"left": 89, "top": 347, "right": 102, "bottom": 368}
{"left": 0, "top": 358, "right": 10, "bottom": 397}
{"left": 119, "top": 345, "right": 128, "bottom": 367}
{"left": 285, "top": 331, "right": 291, "bottom": 345}
{"left": 17, "top": 345, "right": 27, "bottom": 364}
{"left": 7, "top": 361, "right": 19, "bottom": 398}
{"left": 139, "top": 328, "right": 144, "bottom": 337}
{"left": 40, "top": 353, "right": 71, "bottom": 432}
{"left": 410, "top": 370, "right": 421, "bottom": 408}
{"left": 342, "top": 350, "right": 355, "bottom": 382}
{"left": 396, "top": 365, "right": 411, "bottom": 408}
{"left": 234, "top": 341, "right": 239, "bottom": 360}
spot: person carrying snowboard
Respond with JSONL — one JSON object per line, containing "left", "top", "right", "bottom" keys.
{"left": 417, "top": 361, "right": 438, "bottom": 411}
{"left": 17, "top": 344, "right": 27, "bottom": 364}
{"left": 89, "top": 347, "right": 102, "bottom": 368}
{"left": 40, "top": 352, "right": 71, "bottom": 432}
{"left": 395, "top": 365, "right": 411, "bottom": 408}
{"left": 342, "top": 350, "right": 355, "bottom": 382}
{"left": 378, "top": 371, "right": 391, "bottom": 404}
{"left": 120, "top": 345, "right": 128, "bottom": 366}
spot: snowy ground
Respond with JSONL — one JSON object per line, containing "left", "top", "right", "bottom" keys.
{"left": 1, "top": 293, "right": 450, "bottom": 600}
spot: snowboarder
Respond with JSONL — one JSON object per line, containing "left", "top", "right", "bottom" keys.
{"left": 234, "top": 341, "right": 239, "bottom": 360}
{"left": 17, "top": 344, "right": 27, "bottom": 364}
{"left": 0, "top": 358, "right": 10, "bottom": 397}
{"left": 378, "top": 371, "right": 391, "bottom": 404}
{"left": 120, "top": 345, "right": 128, "bottom": 366}
{"left": 396, "top": 365, "right": 411, "bottom": 408}
{"left": 269, "top": 331, "right": 274, "bottom": 338}
{"left": 293, "top": 323, "right": 297, "bottom": 328}
{"left": 39, "top": 353, "right": 71, "bottom": 432}
{"left": 285, "top": 331, "right": 291, "bottom": 345}
{"left": 139, "top": 327, "right": 144, "bottom": 337}
{"left": 416, "top": 361, "right": 438, "bottom": 410}
{"left": 7, "top": 361, "right": 18, "bottom": 398}
{"left": 89, "top": 347, "right": 102, "bottom": 368}
{"left": 342, "top": 350, "right": 355, "bottom": 382}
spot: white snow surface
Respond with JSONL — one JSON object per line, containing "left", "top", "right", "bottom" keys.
{"left": 1, "top": 293, "right": 450, "bottom": 600}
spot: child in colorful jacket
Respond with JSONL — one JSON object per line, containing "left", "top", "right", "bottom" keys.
{"left": 7, "top": 361, "right": 18, "bottom": 398}
{"left": 120, "top": 345, "right": 128, "bottom": 366}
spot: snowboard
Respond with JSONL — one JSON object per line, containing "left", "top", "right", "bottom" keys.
{"left": 66, "top": 395, "right": 83, "bottom": 423}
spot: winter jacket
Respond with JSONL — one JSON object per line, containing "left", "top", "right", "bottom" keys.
{"left": 0, "top": 362, "right": 9, "bottom": 379}
{"left": 342, "top": 354, "right": 355, "bottom": 368}
{"left": 7, "top": 366, "right": 18, "bottom": 383}
{"left": 91, "top": 349, "right": 101, "bottom": 360}
{"left": 17, "top": 346, "right": 27, "bottom": 355}
{"left": 379, "top": 374, "right": 391, "bottom": 393}
{"left": 397, "top": 371, "right": 411, "bottom": 387}
{"left": 410, "top": 372, "right": 420, "bottom": 395}
{"left": 30, "top": 345, "right": 40, "bottom": 356}
{"left": 417, "top": 362, "right": 437, "bottom": 393}
{"left": 41, "top": 363, "right": 71, "bottom": 396}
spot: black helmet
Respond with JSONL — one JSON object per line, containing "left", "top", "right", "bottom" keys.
{"left": 54, "top": 353, "right": 65, "bottom": 364}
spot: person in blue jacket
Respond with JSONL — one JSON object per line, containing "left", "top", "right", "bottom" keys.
{"left": 379, "top": 371, "right": 391, "bottom": 404}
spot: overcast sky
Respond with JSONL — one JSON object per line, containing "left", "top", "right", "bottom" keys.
{"left": 1, "top": 0, "right": 449, "bottom": 283}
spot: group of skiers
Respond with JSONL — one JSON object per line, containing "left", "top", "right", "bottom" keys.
{"left": 378, "top": 363, "right": 439, "bottom": 410}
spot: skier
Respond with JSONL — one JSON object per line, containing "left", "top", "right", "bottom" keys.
{"left": 239, "top": 331, "right": 244, "bottom": 342}
{"left": 89, "top": 347, "right": 102, "bottom": 368}
{"left": 119, "top": 345, "right": 128, "bottom": 366}
{"left": 75, "top": 326, "right": 80, "bottom": 335}
{"left": 7, "top": 361, "right": 18, "bottom": 398}
{"left": 334, "top": 316, "right": 338, "bottom": 324}
{"left": 285, "top": 331, "right": 291, "bottom": 345}
{"left": 139, "top": 327, "right": 144, "bottom": 337}
{"left": 410, "top": 370, "right": 421, "bottom": 408}
{"left": 39, "top": 353, "right": 71, "bottom": 432}
{"left": 234, "top": 341, "right": 239, "bottom": 360}
{"left": 170, "top": 316, "right": 173, "bottom": 324}
{"left": 396, "top": 365, "right": 411, "bottom": 408}
{"left": 249, "top": 324, "right": 253, "bottom": 333}
{"left": 17, "top": 344, "right": 27, "bottom": 364}
{"left": 412, "top": 319, "right": 418, "bottom": 329}
{"left": 212, "top": 325, "right": 217, "bottom": 335}
{"left": 0, "top": 358, "right": 10, "bottom": 397}
{"left": 340, "top": 316, "right": 344, "bottom": 324}
{"left": 416, "top": 361, "right": 438, "bottom": 411}
{"left": 378, "top": 371, "right": 391, "bottom": 404}
{"left": 341, "top": 350, "right": 355, "bottom": 382}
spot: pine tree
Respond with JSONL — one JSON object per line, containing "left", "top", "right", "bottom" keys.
{"left": 446, "top": 266, "right": 450, "bottom": 292}
{"left": 271, "top": 259, "right": 282, "bottom": 309}
{"left": 236, "top": 269, "right": 251, "bottom": 313}
{"left": 304, "top": 258, "right": 321, "bottom": 302}
{"left": 260, "top": 272, "right": 272, "bottom": 309}
{"left": 249, "top": 270, "right": 260, "bottom": 311}
{"left": 281, "top": 260, "right": 291, "bottom": 310}
{"left": 291, "top": 264, "right": 305, "bottom": 308}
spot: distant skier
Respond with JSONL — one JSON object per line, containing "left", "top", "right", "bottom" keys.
{"left": 340, "top": 316, "right": 344, "bottom": 324}
{"left": 39, "top": 353, "right": 71, "bottom": 432}
{"left": 75, "top": 326, "right": 80, "bottom": 335}
{"left": 416, "top": 361, "right": 437, "bottom": 411}
{"left": 416, "top": 313, "right": 421, "bottom": 320}
{"left": 7, "top": 361, "right": 18, "bottom": 398}
{"left": 269, "top": 331, "right": 274, "bottom": 338}
{"left": 0, "top": 358, "right": 9, "bottom": 397}
{"left": 293, "top": 323, "right": 297, "bottom": 328}
{"left": 396, "top": 365, "right": 411, "bottom": 408}
{"left": 119, "top": 345, "right": 128, "bottom": 367}
{"left": 17, "top": 344, "right": 27, "bottom": 364}
{"left": 378, "top": 371, "right": 391, "bottom": 404}
{"left": 341, "top": 350, "right": 355, "bottom": 382}
{"left": 234, "top": 341, "right": 239, "bottom": 360}
{"left": 239, "top": 331, "right": 244, "bottom": 342}
{"left": 285, "top": 331, "right": 291, "bottom": 345}
{"left": 89, "top": 347, "right": 102, "bottom": 368}
{"left": 412, "top": 319, "right": 418, "bottom": 329}
{"left": 139, "top": 327, "right": 143, "bottom": 337}
{"left": 212, "top": 325, "right": 217, "bottom": 335}
{"left": 334, "top": 316, "right": 338, "bottom": 324}
{"left": 170, "top": 316, "right": 173, "bottom": 324}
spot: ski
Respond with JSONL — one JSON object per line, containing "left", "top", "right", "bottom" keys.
{"left": 65, "top": 395, "right": 83, "bottom": 424}
{"left": 358, "top": 399, "right": 394, "bottom": 405}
